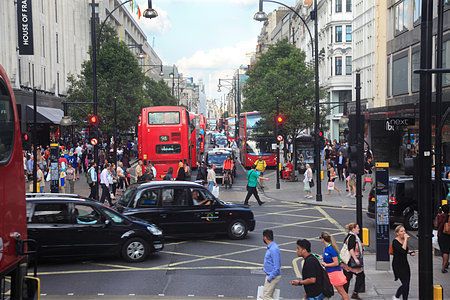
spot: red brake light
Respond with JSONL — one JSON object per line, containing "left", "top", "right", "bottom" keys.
{"left": 389, "top": 196, "right": 398, "bottom": 205}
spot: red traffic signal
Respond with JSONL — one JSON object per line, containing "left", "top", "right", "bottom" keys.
{"left": 276, "top": 114, "right": 284, "bottom": 124}
{"left": 318, "top": 130, "right": 324, "bottom": 137}
{"left": 22, "top": 132, "right": 29, "bottom": 142}
{"left": 88, "top": 114, "right": 100, "bottom": 126}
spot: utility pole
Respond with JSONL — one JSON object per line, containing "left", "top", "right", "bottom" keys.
{"left": 418, "top": 0, "right": 433, "bottom": 298}
{"left": 355, "top": 71, "right": 363, "bottom": 236}
{"left": 32, "top": 88, "right": 37, "bottom": 193}
{"left": 313, "top": 0, "right": 322, "bottom": 202}
{"left": 235, "top": 69, "right": 240, "bottom": 139}
{"left": 276, "top": 97, "right": 281, "bottom": 190}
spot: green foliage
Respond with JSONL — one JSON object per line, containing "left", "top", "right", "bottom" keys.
{"left": 144, "top": 78, "right": 177, "bottom": 106}
{"left": 67, "top": 24, "right": 145, "bottom": 133}
{"left": 243, "top": 39, "right": 325, "bottom": 137}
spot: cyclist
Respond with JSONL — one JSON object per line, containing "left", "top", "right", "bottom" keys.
{"left": 223, "top": 156, "right": 234, "bottom": 186}
{"left": 254, "top": 155, "right": 267, "bottom": 189}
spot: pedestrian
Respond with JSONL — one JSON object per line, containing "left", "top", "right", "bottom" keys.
{"left": 347, "top": 173, "right": 356, "bottom": 197}
{"left": 196, "top": 161, "right": 207, "bottom": 182}
{"left": 66, "top": 163, "right": 76, "bottom": 194}
{"left": 392, "top": 225, "right": 415, "bottom": 300}
{"left": 36, "top": 165, "right": 45, "bottom": 193}
{"left": 149, "top": 162, "right": 157, "bottom": 179}
{"left": 303, "top": 164, "right": 314, "bottom": 199}
{"left": 163, "top": 167, "right": 174, "bottom": 181}
{"left": 362, "top": 156, "right": 374, "bottom": 191}
{"left": 117, "top": 162, "right": 126, "bottom": 191}
{"left": 68, "top": 151, "right": 78, "bottom": 180}
{"left": 335, "top": 151, "right": 345, "bottom": 181}
{"left": 135, "top": 160, "right": 143, "bottom": 182}
{"left": 110, "top": 163, "right": 118, "bottom": 196}
{"left": 243, "top": 164, "right": 267, "bottom": 206}
{"left": 319, "top": 232, "right": 349, "bottom": 300}
{"left": 436, "top": 204, "right": 450, "bottom": 273}
{"left": 290, "top": 239, "right": 324, "bottom": 300}
{"left": 100, "top": 163, "right": 113, "bottom": 206}
{"left": 87, "top": 162, "right": 97, "bottom": 199}
{"left": 184, "top": 159, "right": 191, "bottom": 180}
{"left": 59, "top": 168, "right": 66, "bottom": 193}
{"left": 327, "top": 162, "right": 341, "bottom": 195}
{"left": 262, "top": 229, "right": 281, "bottom": 300}
{"left": 176, "top": 160, "right": 186, "bottom": 181}
{"left": 207, "top": 164, "right": 217, "bottom": 192}
{"left": 343, "top": 223, "right": 365, "bottom": 300}
{"left": 254, "top": 155, "right": 267, "bottom": 189}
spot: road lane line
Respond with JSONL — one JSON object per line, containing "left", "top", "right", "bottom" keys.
{"left": 266, "top": 217, "right": 328, "bottom": 230}
{"left": 316, "top": 206, "right": 346, "bottom": 232}
{"left": 161, "top": 250, "right": 263, "bottom": 267}
{"left": 89, "top": 262, "right": 143, "bottom": 270}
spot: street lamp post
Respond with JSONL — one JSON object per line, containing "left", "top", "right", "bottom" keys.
{"left": 142, "top": 64, "right": 164, "bottom": 76}
{"left": 254, "top": 0, "right": 322, "bottom": 201}
{"left": 90, "top": 0, "right": 157, "bottom": 199}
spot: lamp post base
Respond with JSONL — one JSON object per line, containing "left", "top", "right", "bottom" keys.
{"left": 276, "top": 182, "right": 280, "bottom": 189}
{"left": 316, "top": 194, "right": 322, "bottom": 202}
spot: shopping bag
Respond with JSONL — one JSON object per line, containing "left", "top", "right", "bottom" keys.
{"left": 327, "top": 181, "right": 334, "bottom": 191}
{"left": 212, "top": 185, "right": 220, "bottom": 198}
{"left": 257, "top": 285, "right": 280, "bottom": 300}
{"left": 364, "top": 176, "right": 373, "bottom": 183}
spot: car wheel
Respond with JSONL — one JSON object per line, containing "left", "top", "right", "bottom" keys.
{"left": 404, "top": 210, "right": 419, "bottom": 231}
{"left": 122, "top": 237, "right": 149, "bottom": 263}
{"left": 227, "top": 219, "right": 248, "bottom": 240}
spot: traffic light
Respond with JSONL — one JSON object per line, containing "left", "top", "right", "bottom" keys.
{"left": 22, "top": 132, "right": 30, "bottom": 150}
{"left": 88, "top": 114, "right": 100, "bottom": 126}
{"left": 276, "top": 114, "right": 285, "bottom": 125}
{"left": 348, "top": 145, "right": 360, "bottom": 174}
{"left": 89, "top": 127, "right": 99, "bottom": 146}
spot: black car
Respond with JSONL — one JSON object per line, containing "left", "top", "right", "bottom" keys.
{"left": 115, "top": 181, "right": 256, "bottom": 239}
{"left": 367, "top": 176, "right": 448, "bottom": 231}
{"left": 206, "top": 149, "right": 233, "bottom": 180}
{"left": 26, "top": 196, "right": 164, "bottom": 262}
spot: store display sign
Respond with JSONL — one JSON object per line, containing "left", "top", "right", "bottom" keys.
{"left": 17, "top": 0, "right": 34, "bottom": 55}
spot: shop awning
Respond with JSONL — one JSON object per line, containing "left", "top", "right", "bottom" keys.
{"left": 26, "top": 105, "right": 64, "bottom": 124}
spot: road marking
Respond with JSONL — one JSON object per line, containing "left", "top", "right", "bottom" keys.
{"left": 161, "top": 250, "right": 263, "bottom": 267}
{"left": 218, "top": 295, "right": 224, "bottom": 297}
{"left": 158, "top": 293, "right": 165, "bottom": 296}
{"left": 165, "top": 241, "right": 188, "bottom": 246}
{"left": 129, "top": 294, "right": 136, "bottom": 296}
{"left": 97, "top": 293, "right": 105, "bottom": 296}
{"left": 67, "top": 293, "right": 74, "bottom": 296}
{"left": 188, "top": 295, "right": 195, "bottom": 297}
{"left": 316, "top": 206, "right": 346, "bottom": 232}
{"left": 266, "top": 217, "right": 328, "bottom": 230}
{"left": 90, "top": 262, "right": 143, "bottom": 270}
{"left": 40, "top": 294, "right": 47, "bottom": 296}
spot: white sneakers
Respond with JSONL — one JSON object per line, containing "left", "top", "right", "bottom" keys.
{"left": 392, "top": 296, "right": 400, "bottom": 300}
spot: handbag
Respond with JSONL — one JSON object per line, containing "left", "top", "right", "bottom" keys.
{"left": 340, "top": 239, "right": 351, "bottom": 264}
{"left": 444, "top": 221, "right": 450, "bottom": 235}
{"left": 309, "top": 179, "right": 314, "bottom": 188}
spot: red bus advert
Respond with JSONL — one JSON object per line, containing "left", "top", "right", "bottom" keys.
{"left": 225, "top": 116, "right": 236, "bottom": 143}
{"left": 239, "top": 111, "right": 276, "bottom": 168}
{"left": 0, "top": 65, "right": 39, "bottom": 298}
{"left": 138, "top": 106, "right": 192, "bottom": 178}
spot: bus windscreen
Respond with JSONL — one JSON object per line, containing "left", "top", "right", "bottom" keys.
{"left": 148, "top": 112, "right": 180, "bottom": 125}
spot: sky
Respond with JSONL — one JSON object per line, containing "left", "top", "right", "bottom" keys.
{"left": 127, "top": 0, "right": 295, "bottom": 100}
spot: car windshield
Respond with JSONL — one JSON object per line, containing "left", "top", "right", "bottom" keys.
{"left": 118, "top": 187, "right": 137, "bottom": 206}
{"left": 208, "top": 153, "right": 228, "bottom": 165}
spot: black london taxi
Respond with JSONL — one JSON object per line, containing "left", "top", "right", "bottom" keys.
{"left": 206, "top": 148, "right": 233, "bottom": 180}
{"left": 115, "top": 181, "right": 256, "bottom": 239}
{"left": 26, "top": 196, "right": 164, "bottom": 262}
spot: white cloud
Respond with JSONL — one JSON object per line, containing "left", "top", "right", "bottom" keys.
{"left": 175, "top": 39, "right": 256, "bottom": 98}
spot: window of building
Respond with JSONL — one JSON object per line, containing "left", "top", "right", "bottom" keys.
{"left": 346, "top": 25, "right": 352, "bottom": 42}
{"left": 346, "top": 0, "right": 352, "bottom": 12}
{"left": 392, "top": 55, "right": 409, "bottom": 95}
{"left": 387, "top": 58, "right": 391, "bottom": 97}
{"left": 411, "top": 50, "right": 420, "bottom": 92}
{"left": 413, "top": 0, "right": 421, "bottom": 23}
{"left": 18, "top": 59, "right": 22, "bottom": 85}
{"left": 394, "top": 0, "right": 411, "bottom": 35}
{"left": 55, "top": 0, "right": 58, "bottom": 22}
{"left": 336, "top": 0, "right": 342, "bottom": 12}
{"left": 28, "top": 62, "right": 31, "bottom": 85}
{"left": 56, "top": 33, "right": 59, "bottom": 63}
{"left": 57, "top": 72, "right": 60, "bottom": 94}
{"left": 443, "top": 40, "right": 450, "bottom": 86}
{"left": 42, "top": 67, "right": 46, "bottom": 90}
{"left": 335, "top": 26, "right": 343, "bottom": 42}
{"left": 335, "top": 57, "right": 343, "bottom": 75}
{"left": 346, "top": 56, "right": 352, "bottom": 75}
{"left": 41, "top": 26, "right": 45, "bottom": 58}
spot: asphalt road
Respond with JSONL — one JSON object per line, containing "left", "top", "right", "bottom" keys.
{"left": 35, "top": 141, "right": 420, "bottom": 299}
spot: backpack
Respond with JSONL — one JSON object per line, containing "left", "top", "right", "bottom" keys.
{"left": 312, "top": 254, "right": 334, "bottom": 298}
{"left": 86, "top": 168, "right": 93, "bottom": 185}
{"left": 339, "top": 235, "right": 351, "bottom": 264}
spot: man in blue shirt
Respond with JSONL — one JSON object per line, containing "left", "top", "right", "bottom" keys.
{"left": 262, "top": 229, "right": 281, "bottom": 300}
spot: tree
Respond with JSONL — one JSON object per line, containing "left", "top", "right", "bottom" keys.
{"left": 143, "top": 78, "right": 177, "bottom": 106}
{"left": 243, "top": 39, "right": 325, "bottom": 138}
{"left": 67, "top": 24, "right": 145, "bottom": 134}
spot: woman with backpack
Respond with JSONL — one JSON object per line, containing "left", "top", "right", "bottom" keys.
{"left": 319, "top": 232, "right": 349, "bottom": 300}
{"left": 342, "top": 223, "right": 365, "bottom": 300}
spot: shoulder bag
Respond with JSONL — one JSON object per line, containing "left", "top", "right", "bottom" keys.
{"left": 339, "top": 236, "right": 351, "bottom": 264}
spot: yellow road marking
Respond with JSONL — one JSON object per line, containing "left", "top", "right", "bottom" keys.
{"left": 316, "top": 206, "right": 346, "bottom": 232}
{"left": 161, "top": 250, "right": 263, "bottom": 267}
{"left": 267, "top": 217, "right": 328, "bottom": 230}
{"left": 90, "top": 263, "right": 143, "bottom": 270}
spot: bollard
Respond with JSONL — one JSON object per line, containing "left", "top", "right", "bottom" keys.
{"left": 433, "top": 284, "right": 443, "bottom": 300}
{"left": 362, "top": 227, "right": 369, "bottom": 246}
{"left": 442, "top": 199, "right": 448, "bottom": 206}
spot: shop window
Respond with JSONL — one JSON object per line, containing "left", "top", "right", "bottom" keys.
{"left": 392, "top": 55, "right": 409, "bottom": 95}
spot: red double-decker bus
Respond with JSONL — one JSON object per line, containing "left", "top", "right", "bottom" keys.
{"left": 239, "top": 111, "right": 277, "bottom": 168}
{"left": 0, "top": 64, "right": 39, "bottom": 298}
{"left": 189, "top": 113, "right": 199, "bottom": 169}
{"left": 138, "top": 106, "right": 192, "bottom": 178}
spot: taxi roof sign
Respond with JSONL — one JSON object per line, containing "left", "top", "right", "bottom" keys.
{"left": 375, "top": 162, "right": 389, "bottom": 168}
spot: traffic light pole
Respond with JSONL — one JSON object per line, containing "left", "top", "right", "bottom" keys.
{"left": 91, "top": 0, "right": 99, "bottom": 200}
{"left": 313, "top": 0, "right": 322, "bottom": 202}
{"left": 276, "top": 97, "right": 280, "bottom": 190}
{"left": 355, "top": 71, "right": 363, "bottom": 238}
{"left": 32, "top": 88, "right": 37, "bottom": 193}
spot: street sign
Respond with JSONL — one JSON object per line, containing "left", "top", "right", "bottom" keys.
{"left": 375, "top": 162, "right": 390, "bottom": 270}
{"left": 277, "top": 135, "right": 283, "bottom": 142}
{"left": 385, "top": 118, "right": 415, "bottom": 131}
{"left": 17, "top": 0, "right": 34, "bottom": 55}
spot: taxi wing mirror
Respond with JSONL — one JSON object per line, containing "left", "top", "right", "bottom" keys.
{"left": 104, "top": 219, "right": 111, "bottom": 227}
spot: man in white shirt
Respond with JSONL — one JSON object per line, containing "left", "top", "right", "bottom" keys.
{"left": 207, "top": 164, "right": 217, "bottom": 193}
{"left": 100, "top": 163, "right": 112, "bottom": 206}
{"left": 149, "top": 162, "right": 157, "bottom": 178}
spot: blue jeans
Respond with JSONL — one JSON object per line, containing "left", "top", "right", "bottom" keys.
{"left": 39, "top": 186, "right": 45, "bottom": 193}
{"left": 208, "top": 181, "right": 214, "bottom": 192}
{"left": 307, "top": 293, "right": 324, "bottom": 300}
